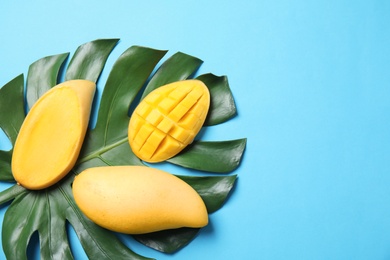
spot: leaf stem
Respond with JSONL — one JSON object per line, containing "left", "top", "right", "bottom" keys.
{"left": 76, "top": 137, "right": 128, "bottom": 165}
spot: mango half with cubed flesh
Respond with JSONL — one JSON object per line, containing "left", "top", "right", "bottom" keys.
{"left": 12, "top": 80, "right": 96, "bottom": 190}
{"left": 72, "top": 166, "right": 208, "bottom": 234}
{"left": 128, "top": 80, "right": 210, "bottom": 163}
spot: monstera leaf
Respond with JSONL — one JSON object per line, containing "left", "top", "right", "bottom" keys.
{"left": 0, "top": 39, "right": 246, "bottom": 259}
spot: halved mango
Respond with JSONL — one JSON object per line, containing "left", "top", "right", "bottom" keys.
{"left": 72, "top": 166, "right": 208, "bottom": 234}
{"left": 12, "top": 80, "right": 96, "bottom": 190}
{"left": 128, "top": 80, "right": 210, "bottom": 162}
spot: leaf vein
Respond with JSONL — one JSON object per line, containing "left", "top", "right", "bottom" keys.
{"left": 45, "top": 191, "right": 54, "bottom": 260}
{"left": 77, "top": 137, "right": 128, "bottom": 165}
{"left": 98, "top": 155, "right": 113, "bottom": 166}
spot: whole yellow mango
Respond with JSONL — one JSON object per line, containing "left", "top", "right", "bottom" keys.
{"left": 72, "top": 166, "right": 208, "bottom": 234}
{"left": 12, "top": 80, "right": 96, "bottom": 190}
{"left": 128, "top": 80, "right": 210, "bottom": 163}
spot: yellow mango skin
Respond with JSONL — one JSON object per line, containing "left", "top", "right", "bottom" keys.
{"left": 72, "top": 166, "right": 208, "bottom": 234}
{"left": 128, "top": 80, "right": 210, "bottom": 163}
{"left": 12, "top": 80, "right": 96, "bottom": 190}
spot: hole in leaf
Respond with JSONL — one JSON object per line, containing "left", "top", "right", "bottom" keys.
{"left": 88, "top": 89, "right": 100, "bottom": 130}
{"left": 26, "top": 231, "right": 40, "bottom": 260}
{"left": 56, "top": 56, "right": 69, "bottom": 85}
{"left": 66, "top": 221, "right": 87, "bottom": 259}
{"left": 0, "top": 128, "right": 12, "bottom": 151}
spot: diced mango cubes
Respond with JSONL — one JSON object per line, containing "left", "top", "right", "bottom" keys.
{"left": 128, "top": 80, "right": 210, "bottom": 162}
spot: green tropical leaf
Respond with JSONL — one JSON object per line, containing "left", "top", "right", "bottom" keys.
{"left": 178, "top": 175, "right": 237, "bottom": 213}
{"left": 168, "top": 139, "right": 247, "bottom": 173}
{"left": 197, "top": 73, "right": 237, "bottom": 126}
{"left": 3, "top": 188, "right": 73, "bottom": 260}
{"left": 26, "top": 53, "right": 69, "bottom": 109}
{"left": 65, "top": 38, "right": 119, "bottom": 82}
{"left": 0, "top": 38, "right": 247, "bottom": 259}
{"left": 141, "top": 51, "right": 203, "bottom": 99}
{"left": 0, "top": 74, "right": 25, "bottom": 146}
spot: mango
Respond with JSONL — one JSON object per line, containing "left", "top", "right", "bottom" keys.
{"left": 72, "top": 166, "right": 208, "bottom": 234}
{"left": 128, "top": 80, "right": 210, "bottom": 163}
{"left": 12, "top": 80, "right": 96, "bottom": 190}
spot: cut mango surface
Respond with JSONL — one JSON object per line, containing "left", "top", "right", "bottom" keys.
{"left": 128, "top": 80, "right": 210, "bottom": 162}
{"left": 12, "top": 80, "right": 96, "bottom": 190}
{"left": 72, "top": 166, "right": 208, "bottom": 234}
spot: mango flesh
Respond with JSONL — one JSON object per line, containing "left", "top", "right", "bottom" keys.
{"left": 128, "top": 80, "right": 210, "bottom": 163}
{"left": 12, "top": 80, "right": 96, "bottom": 190}
{"left": 72, "top": 166, "right": 208, "bottom": 234}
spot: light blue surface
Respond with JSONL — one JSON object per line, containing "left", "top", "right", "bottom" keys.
{"left": 1, "top": 0, "right": 390, "bottom": 259}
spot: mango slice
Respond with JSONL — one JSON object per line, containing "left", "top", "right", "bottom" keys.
{"left": 128, "top": 80, "right": 210, "bottom": 162}
{"left": 72, "top": 166, "right": 208, "bottom": 234}
{"left": 12, "top": 80, "right": 96, "bottom": 190}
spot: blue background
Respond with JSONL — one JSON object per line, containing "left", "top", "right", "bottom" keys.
{"left": 1, "top": 0, "right": 390, "bottom": 259}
